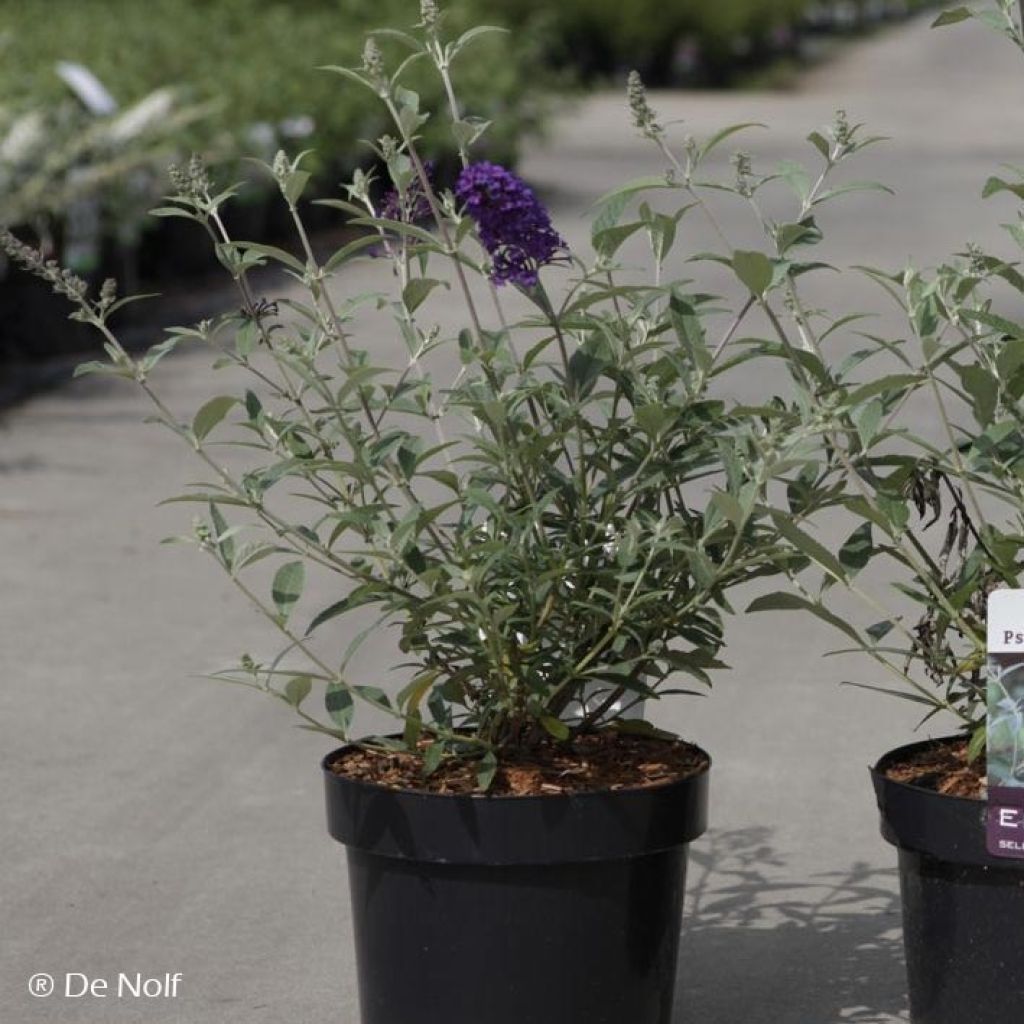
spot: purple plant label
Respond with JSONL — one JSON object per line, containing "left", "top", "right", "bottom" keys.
{"left": 988, "top": 787, "right": 1024, "bottom": 859}
{"left": 986, "top": 591, "right": 1024, "bottom": 860}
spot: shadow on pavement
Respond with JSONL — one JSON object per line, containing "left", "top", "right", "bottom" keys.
{"left": 676, "top": 828, "right": 909, "bottom": 1024}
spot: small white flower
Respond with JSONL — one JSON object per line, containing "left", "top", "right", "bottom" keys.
{"left": 106, "top": 89, "right": 175, "bottom": 144}
{"left": 0, "top": 111, "right": 44, "bottom": 163}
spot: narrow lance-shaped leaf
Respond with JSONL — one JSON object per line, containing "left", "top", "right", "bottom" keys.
{"left": 325, "top": 681, "right": 354, "bottom": 732}
{"left": 272, "top": 561, "right": 305, "bottom": 623}
{"left": 838, "top": 523, "right": 873, "bottom": 576}
{"left": 769, "top": 512, "right": 848, "bottom": 584}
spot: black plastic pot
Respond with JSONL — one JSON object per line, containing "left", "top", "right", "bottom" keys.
{"left": 323, "top": 743, "right": 710, "bottom": 1024}
{"left": 871, "top": 736, "right": 1024, "bottom": 1023}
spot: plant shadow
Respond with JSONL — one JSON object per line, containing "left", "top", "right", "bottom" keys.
{"left": 674, "top": 828, "right": 909, "bottom": 1024}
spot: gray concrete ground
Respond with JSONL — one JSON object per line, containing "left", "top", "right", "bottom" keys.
{"left": 4, "top": 12, "right": 1024, "bottom": 1023}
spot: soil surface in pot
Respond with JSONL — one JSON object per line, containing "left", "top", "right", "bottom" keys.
{"left": 330, "top": 732, "right": 709, "bottom": 796}
{"left": 883, "top": 737, "right": 986, "bottom": 799}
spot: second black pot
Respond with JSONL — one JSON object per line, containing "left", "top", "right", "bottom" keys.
{"left": 872, "top": 736, "right": 1024, "bottom": 1024}
{"left": 323, "top": 742, "right": 710, "bottom": 1024}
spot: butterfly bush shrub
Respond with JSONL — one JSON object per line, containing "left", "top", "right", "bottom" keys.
{"left": 4, "top": 1, "right": 885, "bottom": 784}
{"left": 740, "top": 0, "right": 1024, "bottom": 759}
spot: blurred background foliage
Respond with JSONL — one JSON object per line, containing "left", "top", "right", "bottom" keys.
{"left": 0, "top": 0, "right": 938, "bottom": 368}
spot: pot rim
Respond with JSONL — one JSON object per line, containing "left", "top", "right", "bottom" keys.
{"left": 869, "top": 733, "right": 1024, "bottom": 869}
{"left": 869, "top": 732, "right": 981, "bottom": 806}
{"left": 321, "top": 735, "right": 712, "bottom": 804}
{"left": 323, "top": 735, "right": 711, "bottom": 864}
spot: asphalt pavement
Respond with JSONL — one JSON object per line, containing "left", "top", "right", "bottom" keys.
{"left": 4, "top": 12, "right": 1024, "bottom": 1023}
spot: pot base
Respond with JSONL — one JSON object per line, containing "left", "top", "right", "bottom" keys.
{"left": 899, "top": 849, "right": 1024, "bottom": 1023}
{"left": 348, "top": 845, "right": 688, "bottom": 1024}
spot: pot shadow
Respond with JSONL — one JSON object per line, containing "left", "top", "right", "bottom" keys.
{"left": 674, "top": 828, "right": 909, "bottom": 1024}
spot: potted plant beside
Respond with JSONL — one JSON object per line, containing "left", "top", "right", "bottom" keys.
{"left": 3, "top": 4, "right": 824, "bottom": 1022}
{"left": 742, "top": 5, "right": 1024, "bottom": 1019}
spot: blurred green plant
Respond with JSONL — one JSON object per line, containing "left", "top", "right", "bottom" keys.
{"left": 0, "top": 84, "right": 208, "bottom": 250}
{"left": 492, "top": 0, "right": 809, "bottom": 80}
{"left": 0, "top": 0, "right": 551, "bottom": 184}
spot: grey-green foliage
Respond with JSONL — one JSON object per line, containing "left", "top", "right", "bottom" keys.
{"left": 4, "top": 5, "right": 835, "bottom": 783}
{"left": 739, "top": 0, "right": 1024, "bottom": 759}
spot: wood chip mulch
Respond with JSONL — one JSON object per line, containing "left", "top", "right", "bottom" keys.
{"left": 883, "top": 737, "right": 986, "bottom": 799}
{"left": 330, "top": 731, "right": 709, "bottom": 797}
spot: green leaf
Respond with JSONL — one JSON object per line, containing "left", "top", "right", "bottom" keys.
{"left": 746, "top": 592, "right": 860, "bottom": 643}
{"left": 452, "top": 25, "right": 508, "bottom": 55}
{"left": 272, "top": 561, "right": 305, "bottom": 623}
{"left": 698, "top": 122, "right": 764, "bottom": 162}
{"left": 476, "top": 750, "right": 498, "bottom": 790}
{"left": 306, "top": 586, "right": 378, "bottom": 635}
{"left": 777, "top": 160, "right": 811, "bottom": 202}
{"left": 567, "top": 347, "right": 606, "bottom": 398}
{"left": 932, "top": 7, "right": 973, "bottom": 27}
{"left": 982, "top": 176, "right": 1024, "bottom": 201}
{"left": 325, "top": 682, "right": 354, "bottom": 732}
{"left": 239, "top": 242, "right": 305, "bottom": 274}
{"left": 324, "top": 234, "right": 380, "bottom": 272}
{"left": 634, "top": 403, "right": 675, "bottom": 439}
{"left": 732, "top": 250, "right": 774, "bottom": 296}
{"left": 842, "top": 682, "right": 938, "bottom": 707}
{"left": 867, "top": 620, "right": 894, "bottom": 641}
{"left": 852, "top": 398, "right": 883, "bottom": 448}
{"left": 844, "top": 373, "right": 920, "bottom": 407}
{"left": 209, "top": 501, "right": 235, "bottom": 569}
{"left": 149, "top": 205, "right": 200, "bottom": 221}
{"left": 539, "top": 715, "right": 570, "bottom": 741}
{"left": 957, "top": 365, "right": 998, "bottom": 426}
{"left": 967, "top": 723, "right": 987, "bottom": 762}
{"left": 592, "top": 175, "right": 675, "bottom": 214}
{"left": 285, "top": 675, "right": 313, "bottom": 707}
{"left": 73, "top": 360, "right": 134, "bottom": 379}
{"left": 451, "top": 116, "right": 492, "bottom": 150}
{"left": 769, "top": 512, "right": 848, "bottom": 583}
{"left": 283, "top": 169, "right": 311, "bottom": 206}
{"left": 813, "top": 182, "right": 894, "bottom": 205}
{"left": 807, "top": 131, "right": 831, "bottom": 160}
{"left": 397, "top": 670, "right": 440, "bottom": 714}
{"left": 838, "top": 523, "right": 873, "bottom": 575}
{"left": 402, "top": 277, "right": 448, "bottom": 313}
{"left": 192, "top": 396, "right": 237, "bottom": 441}
{"left": 422, "top": 741, "right": 444, "bottom": 776}
{"left": 355, "top": 685, "right": 392, "bottom": 710}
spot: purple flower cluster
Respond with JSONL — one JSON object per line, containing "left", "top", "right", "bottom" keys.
{"left": 454, "top": 162, "right": 565, "bottom": 288}
{"left": 380, "top": 161, "right": 435, "bottom": 224}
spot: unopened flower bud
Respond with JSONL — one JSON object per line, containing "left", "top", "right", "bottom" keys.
{"left": 732, "top": 151, "right": 753, "bottom": 196}
{"left": 99, "top": 277, "right": 117, "bottom": 309}
{"left": 832, "top": 109, "right": 852, "bottom": 152}
{"left": 627, "top": 70, "right": 662, "bottom": 139}
{"left": 363, "top": 38, "right": 385, "bottom": 81}
{"left": 187, "top": 153, "right": 211, "bottom": 196}
{"left": 420, "top": 0, "right": 439, "bottom": 28}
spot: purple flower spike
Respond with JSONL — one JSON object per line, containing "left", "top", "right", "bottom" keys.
{"left": 454, "top": 162, "right": 566, "bottom": 288}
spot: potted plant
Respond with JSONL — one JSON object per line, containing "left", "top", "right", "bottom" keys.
{"left": 1, "top": 4, "right": 827, "bottom": 1022}
{"left": 742, "top": 5, "right": 1024, "bottom": 1019}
